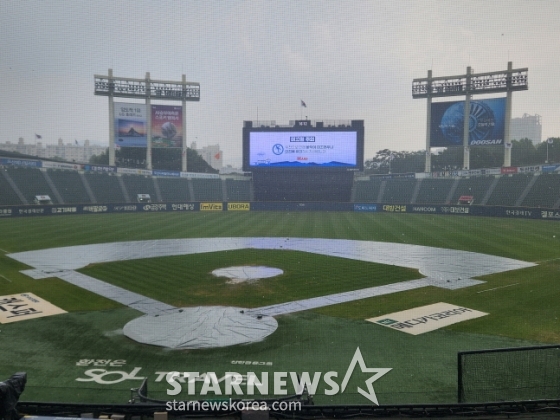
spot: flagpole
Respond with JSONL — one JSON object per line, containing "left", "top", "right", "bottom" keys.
{"left": 300, "top": 100, "right": 307, "bottom": 120}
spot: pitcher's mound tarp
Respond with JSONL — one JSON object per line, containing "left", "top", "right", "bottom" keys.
{"left": 123, "top": 306, "right": 278, "bottom": 349}
{"left": 212, "top": 266, "right": 283, "bottom": 284}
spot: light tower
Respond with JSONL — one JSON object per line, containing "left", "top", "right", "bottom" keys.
{"left": 94, "top": 70, "right": 200, "bottom": 171}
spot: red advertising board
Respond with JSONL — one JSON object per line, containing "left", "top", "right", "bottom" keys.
{"left": 501, "top": 166, "right": 518, "bottom": 174}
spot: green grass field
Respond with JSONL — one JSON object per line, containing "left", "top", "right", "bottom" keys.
{"left": 0, "top": 212, "right": 559, "bottom": 405}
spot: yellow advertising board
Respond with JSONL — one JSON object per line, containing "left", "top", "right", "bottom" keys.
{"left": 200, "top": 202, "right": 223, "bottom": 211}
{"left": 227, "top": 203, "right": 250, "bottom": 211}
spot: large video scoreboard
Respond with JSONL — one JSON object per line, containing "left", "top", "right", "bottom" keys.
{"left": 243, "top": 120, "right": 364, "bottom": 172}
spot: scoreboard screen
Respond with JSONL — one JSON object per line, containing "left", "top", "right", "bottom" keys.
{"left": 243, "top": 121, "right": 364, "bottom": 171}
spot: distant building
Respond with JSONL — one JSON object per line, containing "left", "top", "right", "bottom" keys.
{"left": 190, "top": 142, "right": 223, "bottom": 171}
{"left": 219, "top": 164, "right": 244, "bottom": 175}
{"left": 510, "top": 114, "right": 542, "bottom": 145}
{"left": 0, "top": 138, "right": 106, "bottom": 162}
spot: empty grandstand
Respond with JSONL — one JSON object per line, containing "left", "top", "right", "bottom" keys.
{"left": 191, "top": 178, "right": 224, "bottom": 201}
{"left": 157, "top": 177, "right": 191, "bottom": 202}
{"left": 82, "top": 172, "right": 125, "bottom": 203}
{"left": 0, "top": 163, "right": 559, "bottom": 210}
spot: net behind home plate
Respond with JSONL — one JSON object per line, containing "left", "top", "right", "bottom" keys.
{"left": 458, "top": 345, "right": 560, "bottom": 403}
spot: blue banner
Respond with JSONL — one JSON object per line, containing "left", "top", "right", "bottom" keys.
{"left": 153, "top": 169, "right": 181, "bottom": 177}
{"left": 0, "top": 158, "right": 42, "bottom": 168}
{"left": 83, "top": 164, "right": 117, "bottom": 173}
{"left": 431, "top": 98, "right": 506, "bottom": 147}
{"left": 542, "top": 165, "right": 560, "bottom": 173}
{"left": 354, "top": 204, "right": 378, "bottom": 212}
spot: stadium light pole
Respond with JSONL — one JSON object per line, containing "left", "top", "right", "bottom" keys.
{"left": 463, "top": 66, "right": 471, "bottom": 171}
{"left": 95, "top": 70, "right": 200, "bottom": 171}
{"left": 413, "top": 61, "right": 528, "bottom": 172}
{"left": 107, "top": 69, "right": 115, "bottom": 167}
{"left": 182, "top": 74, "right": 187, "bottom": 172}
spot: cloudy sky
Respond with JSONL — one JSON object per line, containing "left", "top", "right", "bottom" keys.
{"left": 1, "top": 1, "right": 559, "bottom": 166}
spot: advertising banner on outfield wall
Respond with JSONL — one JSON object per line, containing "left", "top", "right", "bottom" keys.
{"left": 501, "top": 167, "right": 518, "bottom": 174}
{"left": 373, "top": 173, "right": 415, "bottom": 180}
{"left": 0, "top": 202, "right": 559, "bottom": 221}
{"left": 114, "top": 103, "right": 147, "bottom": 147}
{"left": 42, "top": 161, "right": 82, "bottom": 170}
{"left": 227, "top": 203, "right": 250, "bottom": 211}
{"left": 542, "top": 164, "right": 560, "bottom": 173}
{"left": 353, "top": 204, "right": 377, "bottom": 212}
{"left": 519, "top": 165, "right": 541, "bottom": 174}
{"left": 200, "top": 203, "right": 224, "bottom": 211}
{"left": 180, "top": 172, "right": 220, "bottom": 179}
{"left": 151, "top": 105, "right": 183, "bottom": 148}
{"left": 83, "top": 164, "right": 117, "bottom": 173}
{"left": 117, "top": 167, "right": 152, "bottom": 176}
{"left": 153, "top": 170, "right": 181, "bottom": 177}
{"left": 430, "top": 98, "right": 506, "bottom": 147}
{"left": 0, "top": 158, "right": 42, "bottom": 168}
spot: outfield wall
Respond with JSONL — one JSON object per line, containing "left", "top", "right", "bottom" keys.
{"left": 0, "top": 201, "right": 559, "bottom": 221}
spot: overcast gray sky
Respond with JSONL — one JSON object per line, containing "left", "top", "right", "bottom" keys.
{"left": 1, "top": 0, "right": 559, "bottom": 166}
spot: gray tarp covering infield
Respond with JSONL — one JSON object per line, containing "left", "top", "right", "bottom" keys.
{"left": 8, "top": 238, "right": 536, "bottom": 349}
{"left": 124, "top": 306, "right": 278, "bottom": 349}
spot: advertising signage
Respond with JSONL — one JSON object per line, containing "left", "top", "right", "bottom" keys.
{"left": 151, "top": 105, "right": 183, "bottom": 148}
{"left": 430, "top": 98, "right": 506, "bottom": 147}
{"left": 114, "top": 104, "right": 183, "bottom": 148}
{"left": 243, "top": 122, "right": 364, "bottom": 171}
{"left": 114, "top": 103, "right": 147, "bottom": 147}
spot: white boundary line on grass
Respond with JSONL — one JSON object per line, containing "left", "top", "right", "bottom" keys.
{"left": 476, "top": 283, "right": 520, "bottom": 293}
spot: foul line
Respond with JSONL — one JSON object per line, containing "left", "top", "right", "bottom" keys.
{"left": 476, "top": 283, "right": 519, "bottom": 294}
{"left": 0, "top": 274, "right": 12, "bottom": 283}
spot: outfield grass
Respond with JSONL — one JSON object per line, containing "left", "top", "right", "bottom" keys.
{"left": 0, "top": 212, "right": 559, "bottom": 405}
{"left": 0, "top": 212, "right": 558, "bottom": 261}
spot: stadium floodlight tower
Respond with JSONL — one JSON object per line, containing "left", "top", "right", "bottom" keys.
{"left": 412, "top": 62, "right": 528, "bottom": 172}
{"left": 94, "top": 69, "right": 200, "bottom": 170}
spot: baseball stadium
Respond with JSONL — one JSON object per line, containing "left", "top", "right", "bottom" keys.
{"left": 1, "top": 105, "right": 560, "bottom": 419}
{"left": 1, "top": 5, "right": 560, "bottom": 410}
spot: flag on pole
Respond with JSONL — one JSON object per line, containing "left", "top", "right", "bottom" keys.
{"left": 300, "top": 100, "right": 307, "bottom": 108}
{"left": 75, "top": 139, "right": 78, "bottom": 145}
{"left": 35, "top": 134, "right": 42, "bottom": 139}
{"left": 548, "top": 138, "right": 554, "bottom": 144}
{"left": 505, "top": 142, "right": 512, "bottom": 149}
